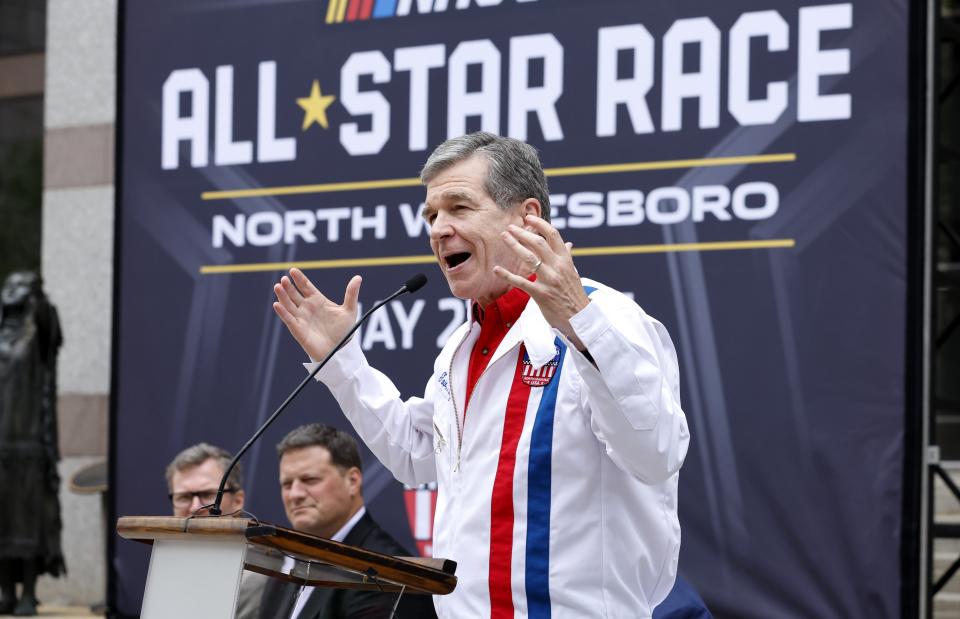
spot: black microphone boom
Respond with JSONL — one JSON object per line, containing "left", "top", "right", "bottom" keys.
{"left": 208, "top": 273, "right": 428, "bottom": 516}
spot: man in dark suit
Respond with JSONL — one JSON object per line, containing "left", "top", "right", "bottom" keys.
{"left": 258, "top": 424, "right": 437, "bottom": 619}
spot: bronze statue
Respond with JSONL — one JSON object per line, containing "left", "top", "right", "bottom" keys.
{"left": 0, "top": 272, "right": 65, "bottom": 616}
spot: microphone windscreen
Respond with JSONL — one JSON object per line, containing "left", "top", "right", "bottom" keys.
{"left": 404, "top": 273, "right": 428, "bottom": 293}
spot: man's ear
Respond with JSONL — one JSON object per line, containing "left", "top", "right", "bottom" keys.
{"left": 233, "top": 489, "right": 246, "bottom": 511}
{"left": 521, "top": 198, "right": 542, "bottom": 220}
{"left": 346, "top": 467, "right": 362, "bottom": 496}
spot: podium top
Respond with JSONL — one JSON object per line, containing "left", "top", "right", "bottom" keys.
{"left": 117, "top": 516, "right": 456, "bottom": 595}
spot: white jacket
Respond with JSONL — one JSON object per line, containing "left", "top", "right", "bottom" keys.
{"left": 311, "top": 278, "right": 689, "bottom": 618}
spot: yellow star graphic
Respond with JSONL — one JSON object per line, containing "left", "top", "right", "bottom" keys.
{"left": 297, "top": 80, "right": 336, "bottom": 130}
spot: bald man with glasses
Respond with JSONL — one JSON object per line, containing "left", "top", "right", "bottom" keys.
{"left": 165, "top": 443, "right": 269, "bottom": 619}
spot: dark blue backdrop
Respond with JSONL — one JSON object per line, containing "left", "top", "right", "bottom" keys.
{"left": 114, "top": 1, "right": 912, "bottom": 616}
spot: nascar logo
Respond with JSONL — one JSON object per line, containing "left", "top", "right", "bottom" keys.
{"left": 521, "top": 346, "right": 560, "bottom": 387}
{"left": 325, "top": 0, "right": 537, "bottom": 24}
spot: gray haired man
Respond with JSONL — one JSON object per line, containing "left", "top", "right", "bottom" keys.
{"left": 166, "top": 443, "right": 269, "bottom": 619}
{"left": 272, "top": 132, "right": 689, "bottom": 617}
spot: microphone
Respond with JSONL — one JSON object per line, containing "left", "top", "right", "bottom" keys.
{"left": 404, "top": 273, "right": 427, "bottom": 294}
{"left": 208, "top": 273, "right": 429, "bottom": 516}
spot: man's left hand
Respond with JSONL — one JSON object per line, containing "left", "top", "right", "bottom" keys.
{"left": 494, "top": 215, "right": 590, "bottom": 350}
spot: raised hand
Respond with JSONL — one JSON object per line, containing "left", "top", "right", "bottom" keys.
{"left": 493, "top": 214, "right": 590, "bottom": 350}
{"left": 272, "top": 268, "right": 362, "bottom": 361}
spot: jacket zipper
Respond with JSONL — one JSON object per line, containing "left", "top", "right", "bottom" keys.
{"left": 447, "top": 329, "right": 470, "bottom": 472}
{"left": 432, "top": 421, "right": 446, "bottom": 455}
{"left": 447, "top": 325, "right": 519, "bottom": 473}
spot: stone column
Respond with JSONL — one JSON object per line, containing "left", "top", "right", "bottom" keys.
{"left": 38, "top": 0, "right": 118, "bottom": 607}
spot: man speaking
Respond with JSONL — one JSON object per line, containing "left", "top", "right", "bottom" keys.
{"left": 272, "top": 132, "right": 689, "bottom": 618}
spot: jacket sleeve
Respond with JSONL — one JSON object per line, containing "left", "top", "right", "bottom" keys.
{"left": 566, "top": 288, "right": 689, "bottom": 484}
{"left": 306, "top": 337, "right": 438, "bottom": 486}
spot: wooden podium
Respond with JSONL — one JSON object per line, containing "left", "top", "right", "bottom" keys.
{"left": 117, "top": 516, "right": 457, "bottom": 619}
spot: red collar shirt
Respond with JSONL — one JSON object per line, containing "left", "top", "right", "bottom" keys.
{"left": 464, "top": 285, "right": 530, "bottom": 414}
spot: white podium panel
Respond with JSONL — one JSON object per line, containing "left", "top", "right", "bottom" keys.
{"left": 117, "top": 515, "right": 457, "bottom": 616}
{"left": 140, "top": 538, "right": 246, "bottom": 619}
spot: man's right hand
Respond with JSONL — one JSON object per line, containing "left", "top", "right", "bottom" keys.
{"left": 272, "top": 268, "right": 361, "bottom": 361}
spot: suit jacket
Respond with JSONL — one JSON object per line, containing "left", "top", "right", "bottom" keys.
{"left": 236, "top": 570, "right": 270, "bottom": 619}
{"left": 257, "top": 512, "right": 438, "bottom": 619}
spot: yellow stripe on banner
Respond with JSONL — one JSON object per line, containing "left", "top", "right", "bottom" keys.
{"left": 325, "top": 0, "right": 338, "bottom": 23}
{"left": 198, "top": 239, "right": 796, "bottom": 275}
{"left": 201, "top": 253, "right": 438, "bottom": 274}
{"left": 542, "top": 153, "right": 796, "bottom": 177}
{"left": 569, "top": 238, "right": 796, "bottom": 257}
{"left": 202, "top": 176, "right": 424, "bottom": 200}
{"left": 336, "top": 0, "right": 348, "bottom": 22}
{"left": 200, "top": 153, "right": 797, "bottom": 201}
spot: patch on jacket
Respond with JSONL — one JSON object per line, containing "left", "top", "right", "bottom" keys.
{"left": 521, "top": 346, "right": 561, "bottom": 387}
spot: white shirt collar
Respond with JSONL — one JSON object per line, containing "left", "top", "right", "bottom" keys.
{"left": 330, "top": 505, "right": 365, "bottom": 543}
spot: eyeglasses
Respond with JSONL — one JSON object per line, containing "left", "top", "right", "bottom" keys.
{"left": 169, "top": 488, "right": 237, "bottom": 508}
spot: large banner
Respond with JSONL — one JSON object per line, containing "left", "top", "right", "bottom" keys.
{"left": 115, "top": 1, "right": 912, "bottom": 616}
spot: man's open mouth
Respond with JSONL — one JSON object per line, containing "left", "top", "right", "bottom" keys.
{"left": 445, "top": 252, "right": 471, "bottom": 269}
